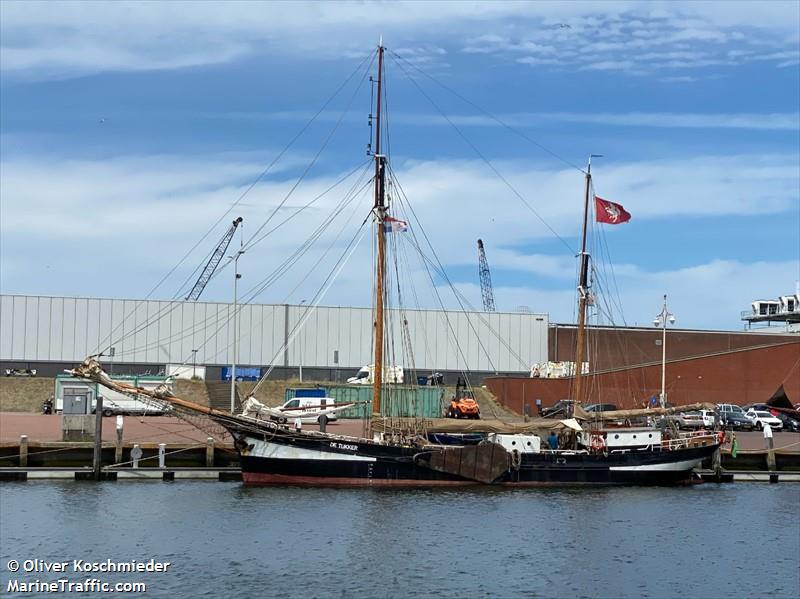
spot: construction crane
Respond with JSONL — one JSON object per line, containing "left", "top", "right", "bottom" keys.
{"left": 477, "top": 238, "right": 496, "bottom": 312}
{"left": 185, "top": 217, "right": 243, "bottom": 301}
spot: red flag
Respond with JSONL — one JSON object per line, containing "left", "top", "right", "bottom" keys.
{"left": 595, "top": 196, "right": 631, "bottom": 225}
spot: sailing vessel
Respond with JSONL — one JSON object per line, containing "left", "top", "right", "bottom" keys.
{"left": 71, "top": 44, "right": 718, "bottom": 486}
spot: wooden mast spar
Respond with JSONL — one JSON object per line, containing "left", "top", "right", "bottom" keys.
{"left": 372, "top": 43, "right": 386, "bottom": 417}
{"left": 573, "top": 155, "right": 596, "bottom": 406}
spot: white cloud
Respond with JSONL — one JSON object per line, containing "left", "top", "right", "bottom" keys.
{"left": 1, "top": 1, "right": 798, "bottom": 79}
{"left": 216, "top": 109, "right": 800, "bottom": 131}
{"left": 1, "top": 149, "right": 797, "bottom": 329}
{"left": 440, "top": 258, "right": 800, "bottom": 330}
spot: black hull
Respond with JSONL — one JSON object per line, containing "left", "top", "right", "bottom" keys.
{"left": 222, "top": 419, "right": 718, "bottom": 487}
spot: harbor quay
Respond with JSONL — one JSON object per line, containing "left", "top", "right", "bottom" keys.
{"left": 1, "top": 412, "right": 798, "bottom": 481}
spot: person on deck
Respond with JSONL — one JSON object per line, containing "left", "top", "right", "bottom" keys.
{"left": 547, "top": 431, "right": 559, "bottom": 450}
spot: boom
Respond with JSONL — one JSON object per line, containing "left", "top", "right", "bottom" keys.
{"left": 477, "top": 239, "right": 496, "bottom": 312}
{"left": 185, "top": 217, "right": 243, "bottom": 301}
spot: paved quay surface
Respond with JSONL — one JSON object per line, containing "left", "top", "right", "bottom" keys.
{"left": 0, "top": 412, "right": 368, "bottom": 445}
{"left": 1, "top": 413, "right": 798, "bottom": 453}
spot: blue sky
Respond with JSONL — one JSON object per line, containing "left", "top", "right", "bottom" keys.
{"left": 1, "top": 0, "right": 798, "bottom": 330}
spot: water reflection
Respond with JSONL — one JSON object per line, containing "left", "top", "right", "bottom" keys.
{"left": 1, "top": 482, "right": 798, "bottom": 598}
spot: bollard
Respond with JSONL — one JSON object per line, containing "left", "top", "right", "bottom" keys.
{"left": 764, "top": 424, "right": 776, "bottom": 472}
{"left": 115, "top": 416, "right": 124, "bottom": 464}
{"left": 131, "top": 444, "right": 142, "bottom": 468}
{"left": 319, "top": 414, "right": 327, "bottom": 433}
{"left": 20, "top": 435, "right": 28, "bottom": 467}
{"left": 158, "top": 443, "right": 166, "bottom": 469}
{"left": 206, "top": 437, "right": 214, "bottom": 467}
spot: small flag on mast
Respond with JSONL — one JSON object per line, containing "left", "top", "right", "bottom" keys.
{"left": 595, "top": 196, "right": 631, "bottom": 225}
{"left": 383, "top": 215, "right": 408, "bottom": 233}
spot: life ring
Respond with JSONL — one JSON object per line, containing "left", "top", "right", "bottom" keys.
{"left": 590, "top": 434, "right": 606, "bottom": 452}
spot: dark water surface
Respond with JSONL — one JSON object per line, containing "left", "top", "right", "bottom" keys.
{"left": 1, "top": 481, "right": 798, "bottom": 598}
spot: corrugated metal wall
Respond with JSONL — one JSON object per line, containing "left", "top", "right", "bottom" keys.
{"left": 0, "top": 295, "right": 548, "bottom": 372}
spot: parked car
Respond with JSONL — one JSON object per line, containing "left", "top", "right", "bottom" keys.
{"left": 744, "top": 410, "right": 783, "bottom": 431}
{"left": 721, "top": 411, "right": 755, "bottom": 431}
{"left": 742, "top": 403, "right": 770, "bottom": 413}
{"left": 771, "top": 411, "right": 800, "bottom": 433}
{"left": 717, "top": 403, "right": 746, "bottom": 416}
{"left": 4, "top": 368, "right": 36, "bottom": 377}
{"left": 668, "top": 411, "right": 708, "bottom": 429}
{"left": 541, "top": 400, "right": 577, "bottom": 418}
{"left": 584, "top": 403, "right": 618, "bottom": 413}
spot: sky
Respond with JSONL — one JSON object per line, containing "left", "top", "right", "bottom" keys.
{"left": 1, "top": 0, "right": 798, "bottom": 331}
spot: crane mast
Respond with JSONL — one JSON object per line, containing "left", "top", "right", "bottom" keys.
{"left": 477, "top": 239, "right": 496, "bottom": 312}
{"left": 185, "top": 217, "right": 243, "bottom": 301}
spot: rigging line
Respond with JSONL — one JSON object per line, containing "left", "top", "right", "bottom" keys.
{"left": 94, "top": 51, "right": 376, "bottom": 358}
{"left": 391, "top": 186, "right": 499, "bottom": 376}
{"left": 243, "top": 159, "right": 373, "bottom": 253}
{"left": 388, "top": 49, "right": 587, "bottom": 174}
{"left": 243, "top": 178, "right": 373, "bottom": 303}
{"left": 408, "top": 242, "right": 530, "bottom": 372}
{"left": 391, "top": 196, "right": 473, "bottom": 385}
{"left": 389, "top": 55, "right": 576, "bottom": 256}
{"left": 174, "top": 159, "right": 372, "bottom": 303}
{"left": 279, "top": 182, "right": 371, "bottom": 305}
{"left": 590, "top": 181, "right": 627, "bottom": 325}
{"left": 111, "top": 163, "right": 371, "bottom": 357}
{"left": 392, "top": 207, "right": 436, "bottom": 375}
{"left": 389, "top": 165, "right": 530, "bottom": 370}
{"left": 253, "top": 213, "right": 372, "bottom": 393}
{"left": 117, "top": 178, "right": 371, "bottom": 360}
{"left": 242, "top": 53, "right": 376, "bottom": 253}
{"left": 388, "top": 216, "right": 418, "bottom": 380}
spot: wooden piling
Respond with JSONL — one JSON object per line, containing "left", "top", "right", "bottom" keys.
{"left": 115, "top": 428, "right": 124, "bottom": 464}
{"left": 206, "top": 437, "right": 214, "bottom": 467}
{"left": 766, "top": 436, "right": 776, "bottom": 472}
{"left": 712, "top": 447, "right": 722, "bottom": 482}
{"left": 20, "top": 435, "right": 28, "bottom": 467}
{"left": 93, "top": 395, "right": 103, "bottom": 481}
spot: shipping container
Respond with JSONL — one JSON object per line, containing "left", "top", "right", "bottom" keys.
{"left": 324, "top": 385, "right": 444, "bottom": 419}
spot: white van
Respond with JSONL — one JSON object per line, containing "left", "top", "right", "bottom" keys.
{"left": 347, "top": 365, "right": 404, "bottom": 385}
{"left": 280, "top": 397, "right": 339, "bottom": 423}
{"left": 96, "top": 396, "right": 170, "bottom": 417}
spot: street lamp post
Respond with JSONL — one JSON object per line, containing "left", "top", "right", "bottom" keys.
{"left": 230, "top": 249, "right": 244, "bottom": 413}
{"left": 192, "top": 349, "right": 198, "bottom": 379}
{"left": 653, "top": 294, "right": 676, "bottom": 408}
{"left": 298, "top": 300, "right": 306, "bottom": 382}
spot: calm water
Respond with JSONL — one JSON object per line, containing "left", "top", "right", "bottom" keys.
{"left": 1, "top": 482, "right": 798, "bottom": 598}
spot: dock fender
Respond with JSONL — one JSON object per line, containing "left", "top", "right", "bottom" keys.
{"left": 510, "top": 449, "right": 522, "bottom": 471}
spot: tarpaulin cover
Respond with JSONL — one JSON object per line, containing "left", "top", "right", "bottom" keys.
{"left": 371, "top": 417, "right": 582, "bottom": 434}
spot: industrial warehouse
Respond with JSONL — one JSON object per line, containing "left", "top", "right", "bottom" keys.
{"left": 1, "top": 292, "right": 797, "bottom": 411}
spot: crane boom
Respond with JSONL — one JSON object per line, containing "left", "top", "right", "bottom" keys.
{"left": 185, "top": 217, "right": 243, "bottom": 301}
{"left": 477, "top": 238, "right": 496, "bottom": 312}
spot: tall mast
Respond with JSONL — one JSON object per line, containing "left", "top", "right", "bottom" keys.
{"left": 573, "top": 156, "right": 594, "bottom": 405}
{"left": 372, "top": 43, "right": 386, "bottom": 416}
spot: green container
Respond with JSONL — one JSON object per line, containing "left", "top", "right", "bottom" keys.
{"left": 325, "top": 385, "right": 444, "bottom": 419}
